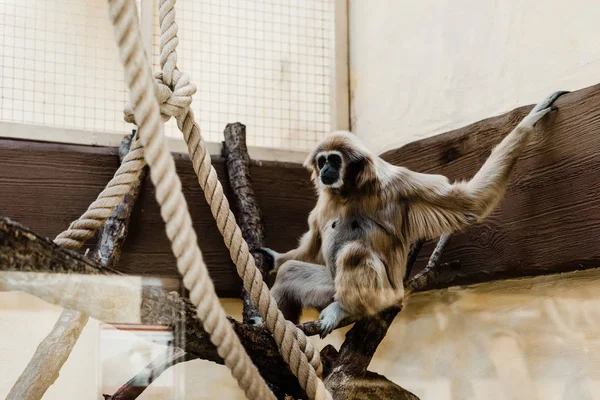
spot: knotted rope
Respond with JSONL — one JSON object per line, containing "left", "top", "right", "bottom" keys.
{"left": 108, "top": 0, "right": 274, "bottom": 398}
{"left": 124, "top": 1, "right": 330, "bottom": 398}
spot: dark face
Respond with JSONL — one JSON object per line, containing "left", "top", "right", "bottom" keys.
{"left": 316, "top": 152, "right": 343, "bottom": 187}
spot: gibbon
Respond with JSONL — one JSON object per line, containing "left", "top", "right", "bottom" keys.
{"left": 260, "top": 91, "right": 567, "bottom": 337}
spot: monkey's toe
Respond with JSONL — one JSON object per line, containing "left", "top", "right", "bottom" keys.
{"left": 318, "top": 303, "right": 343, "bottom": 338}
{"left": 318, "top": 319, "right": 336, "bottom": 339}
{"left": 247, "top": 316, "right": 263, "bottom": 326}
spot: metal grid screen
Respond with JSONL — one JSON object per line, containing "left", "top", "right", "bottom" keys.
{"left": 0, "top": 0, "right": 335, "bottom": 151}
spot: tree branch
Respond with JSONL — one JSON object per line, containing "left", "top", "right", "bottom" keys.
{"left": 0, "top": 216, "right": 307, "bottom": 398}
{"left": 297, "top": 239, "right": 456, "bottom": 337}
{"left": 0, "top": 185, "right": 457, "bottom": 400}
{"left": 222, "top": 122, "right": 267, "bottom": 323}
{"left": 323, "top": 234, "right": 454, "bottom": 399}
{"left": 406, "top": 232, "right": 454, "bottom": 295}
{"left": 103, "top": 347, "right": 189, "bottom": 400}
{"left": 5, "top": 308, "right": 89, "bottom": 400}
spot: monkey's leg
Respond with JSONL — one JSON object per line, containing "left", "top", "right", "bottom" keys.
{"left": 271, "top": 260, "right": 335, "bottom": 324}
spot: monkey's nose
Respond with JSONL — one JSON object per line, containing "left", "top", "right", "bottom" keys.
{"left": 321, "top": 172, "right": 339, "bottom": 185}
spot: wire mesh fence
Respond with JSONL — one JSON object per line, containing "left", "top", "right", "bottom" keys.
{"left": 0, "top": 0, "right": 335, "bottom": 151}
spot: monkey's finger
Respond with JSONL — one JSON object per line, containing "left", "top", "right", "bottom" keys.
{"left": 531, "top": 105, "right": 560, "bottom": 126}
{"left": 318, "top": 321, "right": 334, "bottom": 339}
{"left": 254, "top": 247, "right": 277, "bottom": 261}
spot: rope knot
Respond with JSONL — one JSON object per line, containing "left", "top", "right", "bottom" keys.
{"left": 123, "top": 69, "right": 196, "bottom": 124}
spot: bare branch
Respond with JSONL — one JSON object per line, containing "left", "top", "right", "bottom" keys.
{"left": 222, "top": 122, "right": 268, "bottom": 323}
{"left": 403, "top": 239, "right": 424, "bottom": 282}
{"left": 327, "top": 371, "right": 420, "bottom": 400}
{"left": 322, "top": 234, "right": 455, "bottom": 399}
{"left": 5, "top": 308, "right": 89, "bottom": 400}
{"left": 94, "top": 132, "right": 146, "bottom": 269}
{"left": 297, "top": 238, "right": 454, "bottom": 337}
{"left": 406, "top": 232, "right": 454, "bottom": 294}
{"left": 103, "top": 347, "right": 189, "bottom": 400}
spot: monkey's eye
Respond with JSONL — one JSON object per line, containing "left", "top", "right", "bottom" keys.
{"left": 327, "top": 154, "right": 342, "bottom": 169}
{"left": 317, "top": 156, "right": 326, "bottom": 170}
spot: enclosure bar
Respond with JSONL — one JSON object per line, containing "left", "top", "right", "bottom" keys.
{"left": 330, "top": 0, "right": 350, "bottom": 131}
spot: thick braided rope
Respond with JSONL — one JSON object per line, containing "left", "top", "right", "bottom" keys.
{"left": 54, "top": 139, "right": 146, "bottom": 249}
{"left": 107, "top": 1, "right": 274, "bottom": 399}
{"left": 120, "top": 62, "right": 331, "bottom": 400}
{"left": 160, "top": 0, "right": 322, "bottom": 375}
{"left": 152, "top": 1, "right": 330, "bottom": 399}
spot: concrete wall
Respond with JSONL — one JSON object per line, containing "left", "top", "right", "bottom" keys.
{"left": 349, "top": 0, "right": 600, "bottom": 153}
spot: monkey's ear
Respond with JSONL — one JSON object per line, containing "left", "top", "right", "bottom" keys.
{"left": 354, "top": 156, "right": 377, "bottom": 188}
{"left": 303, "top": 151, "right": 320, "bottom": 186}
{"left": 303, "top": 150, "right": 317, "bottom": 171}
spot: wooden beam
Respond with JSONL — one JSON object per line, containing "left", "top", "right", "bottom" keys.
{"left": 2, "top": 83, "right": 599, "bottom": 296}
{"left": 0, "top": 138, "right": 316, "bottom": 297}
{"left": 381, "top": 84, "right": 600, "bottom": 288}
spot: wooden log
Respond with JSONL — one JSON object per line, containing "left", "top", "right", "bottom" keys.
{"left": 324, "top": 236, "right": 452, "bottom": 400}
{"left": 222, "top": 122, "right": 268, "bottom": 323}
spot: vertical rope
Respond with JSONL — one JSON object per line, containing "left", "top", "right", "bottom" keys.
{"left": 154, "top": 1, "right": 330, "bottom": 399}
{"left": 107, "top": 1, "right": 274, "bottom": 398}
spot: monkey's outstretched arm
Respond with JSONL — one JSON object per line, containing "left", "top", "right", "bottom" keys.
{"left": 258, "top": 209, "right": 323, "bottom": 272}
{"left": 400, "top": 91, "right": 568, "bottom": 242}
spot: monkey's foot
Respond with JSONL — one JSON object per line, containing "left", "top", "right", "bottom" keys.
{"left": 318, "top": 302, "right": 349, "bottom": 339}
{"left": 520, "top": 90, "right": 569, "bottom": 129}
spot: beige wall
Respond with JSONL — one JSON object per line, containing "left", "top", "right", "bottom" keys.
{"left": 349, "top": 0, "right": 600, "bottom": 154}
{"left": 4, "top": 270, "right": 600, "bottom": 399}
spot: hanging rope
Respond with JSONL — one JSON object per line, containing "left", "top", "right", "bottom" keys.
{"left": 123, "top": 0, "right": 331, "bottom": 398}
{"left": 54, "top": 138, "right": 145, "bottom": 249}
{"left": 108, "top": 0, "right": 274, "bottom": 398}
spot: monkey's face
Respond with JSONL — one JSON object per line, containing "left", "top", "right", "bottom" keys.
{"left": 306, "top": 131, "right": 378, "bottom": 193}
{"left": 315, "top": 151, "right": 344, "bottom": 188}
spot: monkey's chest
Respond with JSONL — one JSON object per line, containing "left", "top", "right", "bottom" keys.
{"left": 321, "top": 216, "right": 374, "bottom": 269}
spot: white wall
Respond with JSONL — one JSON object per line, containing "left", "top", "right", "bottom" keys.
{"left": 6, "top": 269, "right": 600, "bottom": 399}
{"left": 349, "top": 0, "right": 600, "bottom": 154}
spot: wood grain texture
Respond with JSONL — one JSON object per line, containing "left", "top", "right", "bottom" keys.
{"left": 0, "top": 138, "right": 315, "bottom": 297}
{"left": 381, "top": 84, "right": 600, "bottom": 288}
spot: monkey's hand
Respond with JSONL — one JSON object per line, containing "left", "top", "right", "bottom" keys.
{"left": 255, "top": 247, "right": 286, "bottom": 274}
{"left": 518, "top": 90, "right": 569, "bottom": 131}
{"left": 318, "top": 301, "right": 350, "bottom": 339}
